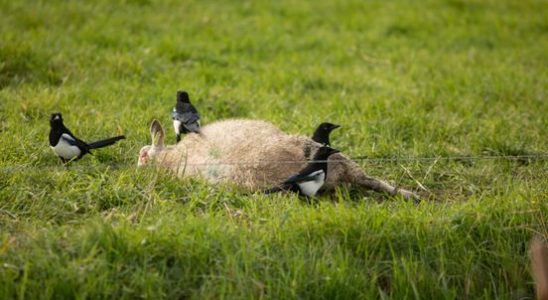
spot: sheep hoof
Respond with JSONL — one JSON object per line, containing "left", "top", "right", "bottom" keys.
{"left": 397, "top": 188, "right": 421, "bottom": 201}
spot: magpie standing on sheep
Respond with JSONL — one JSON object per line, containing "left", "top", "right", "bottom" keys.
{"left": 265, "top": 146, "right": 340, "bottom": 197}
{"left": 172, "top": 90, "right": 200, "bottom": 142}
{"left": 312, "top": 122, "right": 340, "bottom": 146}
{"left": 49, "top": 113, "right": 125, "bottom": 164}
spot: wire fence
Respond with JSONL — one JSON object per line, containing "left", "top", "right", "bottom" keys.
{"left": 1, "top": 154, "right": 547, "bottom": 173}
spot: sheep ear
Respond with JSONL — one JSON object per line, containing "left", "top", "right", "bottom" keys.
{"left": 150, "top": 119, "right": 165, "bottom": 147}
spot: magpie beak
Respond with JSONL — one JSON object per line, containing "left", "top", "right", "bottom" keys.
{"left": 49, "top": 113, "right": 125, "bottom": 164}
{"left": 265, "top": 146, "right": 340, "bottom": 197}
{"left": 171, "top": 90, "right": 201, "bottom": 142}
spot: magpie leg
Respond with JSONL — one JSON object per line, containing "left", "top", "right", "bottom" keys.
{"left": 263, "top": 186, "right": 283, "bottom": 194}
{"left": 300, "top": 195, "right": 320, "bottom": 205}
{"left": 58, "top": 157, "right": 69, "bottom": 168}
{"left": 176, "top": 134, "right": 181, "bottom": 143}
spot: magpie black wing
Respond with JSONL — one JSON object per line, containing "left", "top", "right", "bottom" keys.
{"left": 61, "top": 134, "right": 78, "bottom": 146}
{"left": 173, "top": 111, "right": 199, "bottom": 123}
{"left": 62, "top": 134, "right": 91, "bottom": 153}
{"left": 183, "top": 122, "right": 200, "bottom": 133}
{"left": 283, "top": 173, "right": 317, "bottom": 184}
{"left": 181, "top": 111, "right": 200, "bottom": 133}
{"left": 264, "top": 182, "right": 300, "bottom": 194}
{"left": 75, "top": 135, "right": 91, "bottom": 148}
{"left": 182, "top": 111, "right": 200, "bottom": 123}
{"left": 189, "top": 104, "right": 200, "bottom": 117}
{"left": 263, "top": 186, "right": 284, "bottom": 194}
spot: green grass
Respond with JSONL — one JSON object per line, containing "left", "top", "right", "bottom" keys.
{"left": 0, "top": 0, "right": 547, "bottom": 299}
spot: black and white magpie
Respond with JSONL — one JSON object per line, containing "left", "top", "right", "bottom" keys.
{"left": 311, "top": 122, "right": 340, "bottom": 146}
{"left": 171, "top": 90, "right": 200, "bottom": 142}
{"left": 265, "top": 146, "right": 340, "bottom": 197}
{"left": 49, "top": 113, "right": 125, "bottom": 163}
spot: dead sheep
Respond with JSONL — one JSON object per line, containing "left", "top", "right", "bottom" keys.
{"left": 138, "top": 118, "right": 418, "bottom": 200}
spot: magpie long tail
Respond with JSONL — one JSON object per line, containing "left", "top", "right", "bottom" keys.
{"left": 88, "top": 135, "right": 125, "bottom": 149}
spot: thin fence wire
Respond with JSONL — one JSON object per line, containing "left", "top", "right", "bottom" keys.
{"left": 349, "top": 154, "right": 548, "bottom": 162}
{"left": 1, "top": 154, "right": 547, "bottom": 173}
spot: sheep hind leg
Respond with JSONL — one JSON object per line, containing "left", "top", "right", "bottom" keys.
{"left": 327, "top": 154, "right": 420, "bottom": 200}
{"left": 353, "top": 173, "right": 419, "bottom": 200}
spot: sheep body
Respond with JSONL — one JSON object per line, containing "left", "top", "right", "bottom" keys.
{"left": 138, "top": 119, "right": 418, "bottom": 199}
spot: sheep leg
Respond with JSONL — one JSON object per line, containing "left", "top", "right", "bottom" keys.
{"left": 327, "top": 154, "right": 419, "bottom": 200}
{"left": 353, "top": 173, "right": 419, "bottom": 200}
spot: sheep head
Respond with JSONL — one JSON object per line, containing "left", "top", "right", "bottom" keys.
{"left": 138, "top": 119, "right": 168, "bottom": 167}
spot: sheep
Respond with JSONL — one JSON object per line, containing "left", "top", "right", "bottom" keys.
{"left": 531, "top": 237, "right": 548, "bottom": 300}
{"left": 138, "top": 119, "right": 419, "bottom": 200}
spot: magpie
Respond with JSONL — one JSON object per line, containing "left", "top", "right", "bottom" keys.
{"left": 311, "top": 122, "right": 340, "bottom": 146}
{"left": 171, "top": 90, "right": 200, "bottom": 142}
{"left": 265, "top": 146, "right": 340, "bottom": 197}
{"left": 49, "top": 113, "right": 125, "bottom": 163}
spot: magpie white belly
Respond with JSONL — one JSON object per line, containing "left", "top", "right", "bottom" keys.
{"left": 298, "top": 172, "right": 325, "bottom": 196}
{"left": 173, "top": 120, "right": 182, "bottom": 134}
{"left": 51, "top": 139, "right": 81, "bottom": 160}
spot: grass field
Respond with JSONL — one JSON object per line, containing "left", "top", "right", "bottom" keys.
{"left": 1, "top": 0, "right": 547, "bottom": 299}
